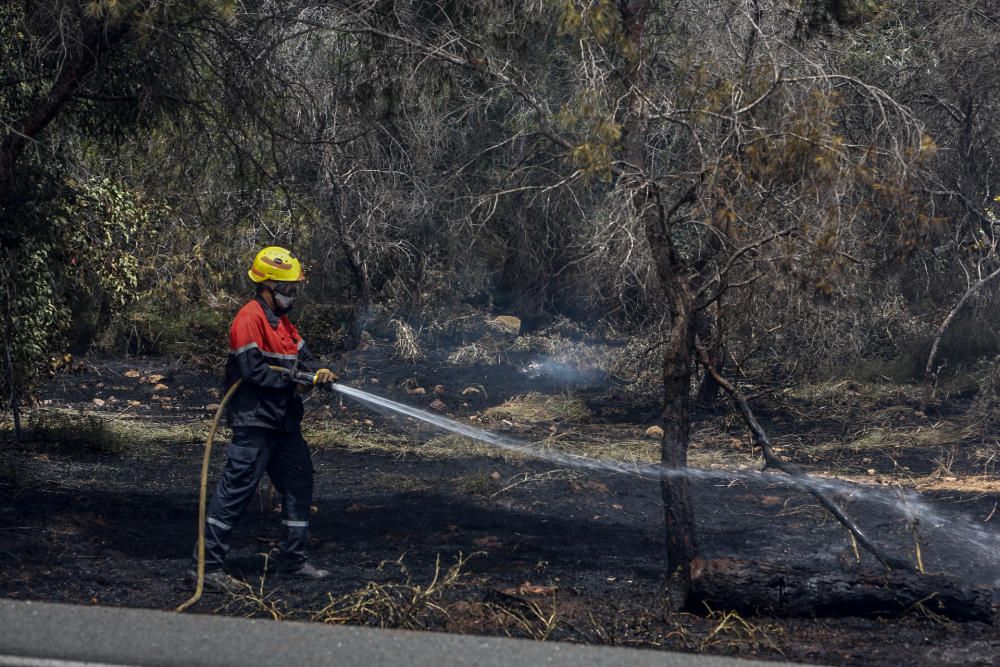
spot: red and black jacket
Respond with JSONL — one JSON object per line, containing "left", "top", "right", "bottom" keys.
{"left": 224, "top": 297, "right": 320, "bottom": 432}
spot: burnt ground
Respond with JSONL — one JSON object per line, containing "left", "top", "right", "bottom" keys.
{"left": 2, "top": 340, "right": 999, "bottom": 666}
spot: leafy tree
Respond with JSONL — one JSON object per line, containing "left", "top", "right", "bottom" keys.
{"left": 0, "top": 0, "right": 280, "bottom": 423}
{"left": 312, "top": 0, "right": 934, "bottom": 604}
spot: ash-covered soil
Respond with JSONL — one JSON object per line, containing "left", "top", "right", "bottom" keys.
{"left": 2, "top": 343, "right": 999, "bottom": 666}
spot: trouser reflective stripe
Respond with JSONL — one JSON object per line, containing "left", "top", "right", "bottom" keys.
{"left": 195, "top": 427, "right": 315, "bottom": 570}
{"left": 207, "top": 517, "right": 232, "bottom": 531}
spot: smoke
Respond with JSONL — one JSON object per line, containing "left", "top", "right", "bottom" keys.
{"left": 519, "top": 357, "right": 610, "bottom": 389}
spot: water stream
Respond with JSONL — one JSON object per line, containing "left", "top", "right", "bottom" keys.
{"left": 332, "top": 383, "right": 1000, "bottom": 580}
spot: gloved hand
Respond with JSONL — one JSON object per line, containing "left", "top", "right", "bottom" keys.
{"left": 313, "top": 368, "right": 338, "bottom": 386}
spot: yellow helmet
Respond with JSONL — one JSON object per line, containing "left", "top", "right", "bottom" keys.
{"left": 248, "top": 246, "right": 305, "bottom": 283}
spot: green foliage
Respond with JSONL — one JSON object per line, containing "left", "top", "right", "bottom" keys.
{"left": 1, "top": 177, "right": 160, "bottom": 403}
{"left": 3, "top": 0, "right": 1000, "bottom": 416}
{"left": 554, "top": 89, "right": 622, "bottom": 181}
{"left": 114, "top": 304, "right": 230, "bottom": 363}
{"left": 63, "top": 177, "right": 154, "bottom": 305}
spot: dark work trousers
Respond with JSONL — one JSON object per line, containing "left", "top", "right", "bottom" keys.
{"left": 198, "top": 427, "right": 315, "bottom": 571}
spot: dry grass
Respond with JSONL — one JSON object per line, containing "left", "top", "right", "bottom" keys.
{"left": 24, "top": 408, "right": 204, "bottom": 455}
{"left": 303, "top": 420, "right": 408, "bottom": 452}
{"left": 483, "top": 392, "right": 590, "bottom": 424}
{"left": 303, "top": 370, "right": 1000, "bottom": 496}
{"left": 444, "top": 320, "right": 613, "bottom": 373}
{"left": 484, "top": 593, "right": 559, "bottom": 641}
{"left": 698, "top": 607, "right": 784, "bottom": 655}
{"left": 308, "top": 411, "right": 756, "bottom": 474}
{"left": 217, "top": 554, "right": 287, "bottom": 620}
{"left": 306, "top": 412, "right": 668, "bottom": 471}
{"left": 454, "top": 473, "right": 497, "bottom": 495}
{"left": 544, "top": 434, "right": 657, "bottom": 466}
{"left": 510, "top": 331, "right": 611, "bottom": 365}
{"left": 838, "top": 421, "right": 966, "bottom": 454}
{"left": 446, "top": 341, "right": 507, "bottom": 366}
{"left": 605, "top": 333, "right": 662, "bottom": 399}
{"left": 306, "top": 423, "right": 517, "bottom": 462}
{"left": 219, "top": 551, "right": 565, "bottom": 640}
{"left": 313, "top": 554, "right": 469, "bottom": 629}
{"left": 782, "top": 379, "right": 920, "bottom": 404}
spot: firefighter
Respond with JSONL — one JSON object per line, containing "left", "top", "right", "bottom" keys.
{"left": 190, "top": 246, "right": 336, "bottom": 589}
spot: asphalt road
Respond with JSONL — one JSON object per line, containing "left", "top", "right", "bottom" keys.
{"left": 0, "top": 599, "right": 820, "bottom": 667}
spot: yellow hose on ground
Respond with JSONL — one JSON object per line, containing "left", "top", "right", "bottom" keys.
{"left": 176, "top": 365, "right": 301, "bottom": 612}
{"left": 175, "top": 378, "right": 243, "bottom": 612}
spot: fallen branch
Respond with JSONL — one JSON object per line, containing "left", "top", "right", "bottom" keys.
{"left": 693, "top": 337, "right": 914, "bottom": 572}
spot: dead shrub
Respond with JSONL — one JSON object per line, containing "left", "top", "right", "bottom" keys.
{"left": 312, "top": 554, "right": 469, "bottom": 629}
{"left": 731, "top": 277, "right": 932, "bottom": 384}
{"left": 391, "top": 319, "right": 424, "bottom": 362}
{"left": 484, "top": 592, "right": 559, "bottom": 640}
{"left": 606, "top": 333, "right": 661, "bottom": 400}
{"left": 217, "top": 554, "right": 287, "bottom": 620}
{"left": 446, "top": 339, "right": 507, "bottom": 366}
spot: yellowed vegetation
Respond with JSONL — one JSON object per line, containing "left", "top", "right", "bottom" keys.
{"left": 483, "top": 392, "right": 590, "bottom": 424}
{"left": 25, "top": 408, "right": 205, "bottom": 454}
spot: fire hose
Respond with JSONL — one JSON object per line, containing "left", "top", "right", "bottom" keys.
{"left": 176, "top": 366, "right": 333, "bottom": 612}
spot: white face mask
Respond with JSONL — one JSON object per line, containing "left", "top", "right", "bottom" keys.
{"left": 268, "top": 282, "right": 299, "bottom": 314}
{"left": 274, "top": 291, "right": 295, "bottom": 313}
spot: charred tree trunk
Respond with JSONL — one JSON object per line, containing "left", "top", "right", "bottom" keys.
{"left": 654, "top": 277, "right": 698, "bottom": 604}
{"left": 690, "top": 557, "right": 996, "bottom": 623}
{"left": 619, "top": 0, "right": 698, "bottom": 607}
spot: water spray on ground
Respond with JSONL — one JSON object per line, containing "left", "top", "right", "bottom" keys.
{"left": 332, "top": 383, "right": 1000, "bottom": 581}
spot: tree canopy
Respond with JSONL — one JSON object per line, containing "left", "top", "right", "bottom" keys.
{"left": 5, "top": 0, "right": 1000, "bottom": 604}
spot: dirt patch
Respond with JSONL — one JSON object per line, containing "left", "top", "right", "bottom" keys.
{"left": 2, "top": 348, "right": 999, "bottom": 666}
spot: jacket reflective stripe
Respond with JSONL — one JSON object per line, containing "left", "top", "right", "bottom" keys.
{"left": 281, "top": 519, "right": 309, "bottom": 528}
{"left": 208, "top": 517, "right": 232, "bottom": 531}
{"left": 229, "top": 342, "right": 297, "bottom": 361}
{"left": 259, "top": 350, "right": 298, "bottom": 361}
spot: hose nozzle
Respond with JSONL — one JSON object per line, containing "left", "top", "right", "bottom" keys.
{"left": 271, "top": 366, "right": 337, "bottom": 391}
{"left": 292, "top": 370, "right": 336, "bottom": 390}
